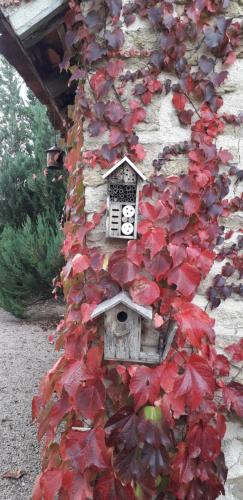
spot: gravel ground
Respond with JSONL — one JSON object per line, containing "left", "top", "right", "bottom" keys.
{"left": 0, "top": 301, "right": 64, "bottom": 500}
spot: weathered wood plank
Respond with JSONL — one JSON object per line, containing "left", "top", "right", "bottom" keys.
{"left": 104, "top": 305, "right": 141, "bottom": 361}
{"left": 2, "top": 0, "right": 67, "bottom": 40}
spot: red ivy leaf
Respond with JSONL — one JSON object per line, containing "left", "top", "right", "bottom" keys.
{"left": 106, "top": 60, "right": 125, "bottom": 78}
{"left": 168, "top": 263, "right": 201, "bottom": 298}
{"left": 181, "top": 193, "right": 201, "bottom": 215}
{"left": 127, "top": 240, "right": 144, "bottom": 266}
{"left": 186, "top": 247, "right": 214, "bottom": 277}
{"left": 105, "top": 0, "right": 122, "bottom": 17}
{"left": 122, "top": 107, "right": 146, "bottom": 133}
{"left": 75, "top": 382, "right": 106, "bottom": 420}
{"left": 141, "top": 91, "right": 152, "bottom": 105}
{"left": 168, "top": 244, "right": 186, "bottom": 267}
{"left": 224, "top": 51, "right": 236, "bottom": 65}
{"left": 178, "top": 109, "right": 194, "bottom": 125}
{"left": 188, "top": 421, "right": 221, "bottom": 461}
{"left": 33, "top": 469, "right": 62, "bottom": 500}
{"left": 144, "top": 252, "right": 171, "bottom": 281}
{"left": 109, "top": 255, "right": 139, "bottom": 285}
{"left": 85, "top": 42, "right": 106, "bottom": 63}
{"left": 175, "top": 303, "right": 215, "bottom": 348}
{"left": 81, "top": 303, "right": 96, "bottom": 323}
{"left": 225, "top": 338, "right": 243, "bottom": 362}
{"left": 154, "top": 313, "right": 164, "bottom": 328}
{"left": 199, "top": 55, "right": 215, "bottom": 75}
{"left": 72, "top": 254, "right": 90, "bottom": 275}
{"left": 129, "top": 366, "right": 161, "bottom": 410}
{"left": 56, "top": 360, "right": 93, "bottom": 398}
{"left": 131, "top": 143, "right": 146, "bottom": 160}
{"left": 223, "top": 382, "right": 243, "bottom": 418}
{"left": 84, "top": 11, "right": 104, "bottom": 31}
{"left": 38, "top": 392, "right": 70, "bottom": 441}
{"left": 139, "top": 201, "right": 159, "bottom": 220}
{"left": 161, "top": 392, "right": 186, "bottom": 420}
{"left": 105, "top": 27, "right": 124, "bottom": 50}
{"left": 173, "top": 354, "right": 215, "bottom": 411}
{"left": 142, "top": 227, "right": 167, "bottom": 257}
{"left": 218, "top": 148, "right": 233, "bottom": 164}
{"left": 95, "top": 471, "right": 135, "bottom": 500}
{"left": 62, "top": 470, "right": 93, "bottom": 500}
{"left": 213, "top": 354, "right": 230, "bottom": 377}
{"left": 105, "top": 101, "right": 125, "bottom": 123}
{"left": 147, "top": 79, "right": 162, "bottom": 93}
{"left": 105, "top": 407, "right": 138, "bottom": 450}
{"left": 172, "top": 93, "right": 187, "bottom": 112}
{"left": 109, "top": 127, "right": 125, "bottom": 147}
{"left": 90, "top": 70, "right": 112, "bottom": 99}
{"left": 159, "top": 360, "right": 178, "bottom": 393}
{"left": 171, "top": 442, "right": 196, "bottom": 484}
{"left": 60, "top": 428, "right": 110, "bottom": 473}
{"left": 130, "top": 277, "right": 160, "bottom": 305}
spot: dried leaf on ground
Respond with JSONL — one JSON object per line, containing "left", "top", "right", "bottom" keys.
{"left": 1, "top": 469, "right": 26, "bottom": 480}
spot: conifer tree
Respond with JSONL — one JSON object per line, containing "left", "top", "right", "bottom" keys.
{"left": 0, "top": 57, "right": 66, "bottom": 315}
{"left": 0, "top": 57, "right": 33, "bottom": 158}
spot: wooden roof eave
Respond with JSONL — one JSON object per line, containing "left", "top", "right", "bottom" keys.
{"left": 0, "top": 11, "right": 66, "bottom": 134}
{"left": 103, "top": 156, "right": 147, "bottom": 181}
{"left": 91, "top": 292, "right": 153, "bottom": 321}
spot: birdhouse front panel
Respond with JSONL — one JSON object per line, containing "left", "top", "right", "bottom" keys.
{"left": 103, "top": 303, "right": 141, "bottom": 361}
{"left": 107, "top": 162, "right": 138, "bottom": 239}
{"left": 91, "top": 285, "right": 165, "bottom": 364}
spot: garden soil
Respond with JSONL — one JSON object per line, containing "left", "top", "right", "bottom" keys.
{"left": 0, "top": 300, "right": 64, "bottom": 500}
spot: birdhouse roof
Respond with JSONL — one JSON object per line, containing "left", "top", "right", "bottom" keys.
{"left": 91, "top": 291, "right": 152, "bottom": 320}
{"left": 102, "top": 156, "right": 146, "bottom": 181}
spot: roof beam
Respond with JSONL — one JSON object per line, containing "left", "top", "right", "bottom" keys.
{"left": 0, "top": 12, "right": 66, "bottom": 134}
{"left": 1, "top": 0, "right": 67, "bottom": 42}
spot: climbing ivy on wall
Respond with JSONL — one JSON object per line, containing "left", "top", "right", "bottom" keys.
{"left": 33, "top": 1, "right": 243, "bottom": 499}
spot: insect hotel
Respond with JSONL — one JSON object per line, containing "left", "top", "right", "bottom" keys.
{"left": 103, "top": 156, "right": 146, "bottom": 240}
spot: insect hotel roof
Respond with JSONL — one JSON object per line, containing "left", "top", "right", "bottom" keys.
{"left": 103, "top": 157, "right": 147, "bottom": 181}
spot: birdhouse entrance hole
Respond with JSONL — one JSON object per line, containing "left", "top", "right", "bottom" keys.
{"left": 117, "top": 311, "right": 128, "bottom": 322}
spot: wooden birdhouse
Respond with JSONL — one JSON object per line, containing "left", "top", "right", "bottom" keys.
{"left": 103, "top": 157, "right": 146, "bottom": 240}
{"left": 91, "top": 291, "right": 169, "bottom": 364}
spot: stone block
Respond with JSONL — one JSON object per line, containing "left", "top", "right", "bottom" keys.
{"left": 84, "top": 185, "right": 106, "bottom": 213}
{"left": 231, "top": 477, "right": 243, "bottom": 499}
{"left": 220, "top": 213, "right": 243, "bottom": 232}
{"left": 216, "top": 135, "right": 240, "bottom": 163}
{"left": 226, "top": 0, "right": 243, "bottom": 16}
{"left": 197, "top": 260, "right": 242, "bottom": 297}
{"left": 159, "top": 93, "right": 191, "bottom": 144}
{"left": 123, "top": 29, "right": 158, "bottom": 53}
{"left": 193, "top": 295, "right": 243, "bottom": 339}
{"left": 83, "top": 166, "right": 105, "bottom": 187}
{"left": 222, "top": 439, "right": 243, "bottom": 479}
{"left": 123, "top": 12, "right": 150, "bottom": 32}
{"left": 225, "top": 421, "right": 243, "bottom": 441}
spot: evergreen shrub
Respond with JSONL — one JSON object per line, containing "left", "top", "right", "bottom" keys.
{"left": 0, "top": 214, "right": 64, "bottom": 317}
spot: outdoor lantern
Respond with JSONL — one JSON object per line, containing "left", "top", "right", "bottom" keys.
{"left": 103, "top": 156, "right": 146, "bottom": 240}
{"left": 46, "top": 145, "right": 64, "bottom": 170}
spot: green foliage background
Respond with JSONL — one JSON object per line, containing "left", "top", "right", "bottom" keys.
{"left": 0, "top": 57, "right": 66, "bottom": 316}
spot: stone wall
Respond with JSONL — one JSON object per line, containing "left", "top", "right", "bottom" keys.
{"left": 82, "top": 2, "right": 243, "bottom": 497}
